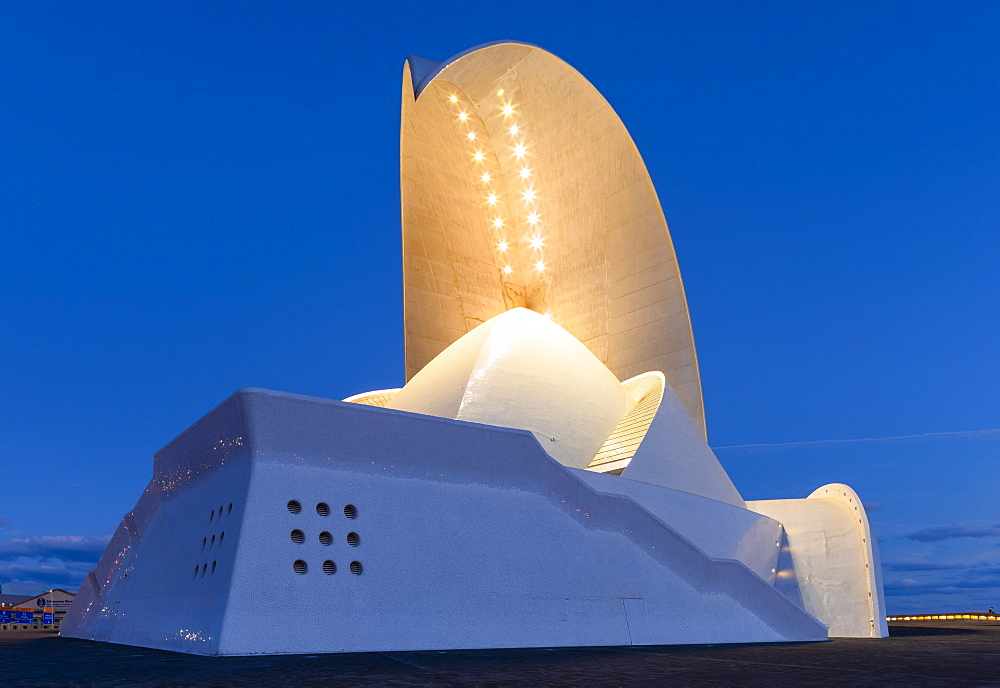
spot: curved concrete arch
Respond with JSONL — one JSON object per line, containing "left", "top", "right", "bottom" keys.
{"left": 401, "top": 42, "right": 706, "bottom": 435}
{"left": 747, "top": 484, "right": 889, "bottom": 638}
{"left": 587, "top": 369, "right": 743, "bottom": 509}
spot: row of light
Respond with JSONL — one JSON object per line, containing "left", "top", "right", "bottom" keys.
{"left": 886, "top": 614, "right": 1000, "bottom": 621}
{"left": 449, "top": 89, "right": 548, "bottom": 280}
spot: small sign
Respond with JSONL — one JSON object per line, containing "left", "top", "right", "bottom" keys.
{"left": 35, "top": 596, "right": 73, "bottom": 609}
{"left": 15, "top": 610, "right": 34, "bottom": 624}
{"left": 0, "top": 610, "right": 11, "bottom": 623}
{"left": 43, "top": 611, "right": 55, "bottom": 625}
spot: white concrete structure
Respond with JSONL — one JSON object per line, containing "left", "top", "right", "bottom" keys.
{"left": 62, "top": 41, "right": 887, "bottom": 655}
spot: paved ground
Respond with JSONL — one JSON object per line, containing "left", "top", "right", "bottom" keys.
{"left": 2, "top": 621, "right": 999, "bottom": 686}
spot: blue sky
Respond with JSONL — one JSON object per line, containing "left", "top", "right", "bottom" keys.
{"left": 1, "top": 2, "right": 996, "bottom": 613}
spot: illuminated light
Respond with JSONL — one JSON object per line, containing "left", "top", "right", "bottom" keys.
{"left": 529, "top": 235, "right": 544, "bottom": 250}
{"left": 513, "top": 143, "right": 527, "bottom": 158}
{"left": 473, "top": 150, "right": 485, "bottom": 162}
{"left": 527, "top": 212, "right": 540, "bottom": 225}
{"left": 522, "top": 188, "right": 537, "bottom": 202}
{"left": 534, "top": 260, "right": 546, "bottom": 272}
{"left": 487, "top": 193, "right": 498, "bottom": 205}
{"left": 449, "top": 95, "right": 458, "bottom": 103}
{"left": 497, "top": 88, "right": 505, "bottom": 96}
{"left": 481, "top": 172, "right": 491, "bottom": 183}
{"left": 544, "top": 311, "right": 552, "bottom": 319}
{"left": 519, "top": 167, "right": 531, "bottom": 179}
{"left": 493, "top": 218, "right": 504, "bottom": 228}
{"left": 497, "top": 241, "right": 508, "bottom": 252}
{"left": 502, "top": 265, "right": 513, "bottom": 275}
{"left": 459, "top": 112, "right": 469, "bottom": 122}
{"left": 466, "top": 132, "right": 476, "bottom": 141}
{"left": 502, "top": 104, "right": 514, "bottom": 116}
{"left": 509, "top": 124, "right": 520, "bottom": 136}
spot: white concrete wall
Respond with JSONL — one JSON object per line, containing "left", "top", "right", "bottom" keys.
{"left": 401, "top": 42, "right": 707, "bottom": 435}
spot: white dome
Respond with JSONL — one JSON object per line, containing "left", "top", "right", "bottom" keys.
{"left": 388, "top": 308, "right": 632, "bottom": 469}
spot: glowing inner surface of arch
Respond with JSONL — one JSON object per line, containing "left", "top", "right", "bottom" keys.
{"left": 401, "top": 42, "right": 707, "bottom": 435}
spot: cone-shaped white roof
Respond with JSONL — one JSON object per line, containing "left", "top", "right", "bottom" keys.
{"left": 389, "top": 308, "right": 631, "bottom": 469}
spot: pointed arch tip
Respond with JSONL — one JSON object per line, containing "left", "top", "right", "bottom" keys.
{"left": 405, "top": 55, "right": 439, "bottom": 97}
{"left": 406, "top": 40, "right": 543, "bottom": 98}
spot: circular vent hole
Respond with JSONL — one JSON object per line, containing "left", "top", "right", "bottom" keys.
{"left": 219, "top": 532, "right": 225, "bottom": 545}
{"left": 209, "top": 509, "right": 215, "bottom": 522}
{"left": 192, "top": 565, "right": 199, "bottom": 578}
{"left": 319, "top": 531, "right": 333, "bottom": 546}
{"left": 211, "top": 561, "right": 217, "bottom": 575}
{"left": 290, "top": 529, "right": 305, "bottom": 544}
{"left": 347, "top": 532, "right": 360, "bottom": 547}
{"left": 201, "top": 563, "right": 208, "bottom": 577}
{"left": 227, "top": 503, "right": 233, "bottom": 516}
{"left": 200, "top": 537, "right": 206, "bottom": 551}
{"left": 316, "top": 502, "right": 330, "bottom": 517}
{"left": 344, "top": 504, "right": 357, "bottom": 519}
{"left": 349, "top": 561, "right": 363, "bottom": 575}
{"left": 209, "top": 534, "right": 216, "bottom": 548}
{"left": 323, "top": 560, "right": 336, "bottom": 575}
{"left": 287, "top": 500, "right": 302, "bottom": 514}
{"left": 293, "top": 560, "right": 308, "bottom": 575}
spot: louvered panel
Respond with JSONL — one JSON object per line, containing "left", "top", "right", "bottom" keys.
{"left": 588, "top": 372, "right": 664, "bottom": 471}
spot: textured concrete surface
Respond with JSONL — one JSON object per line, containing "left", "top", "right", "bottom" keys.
{"left": 5, "top": 621, "right": 1000, "bottom": 686}
{"left": 400, "top": 42, "right": 706, "bottom": 435}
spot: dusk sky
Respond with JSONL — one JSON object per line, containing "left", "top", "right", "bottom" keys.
{"left": 1, "top": 2, "right": 997, "bottom": 613}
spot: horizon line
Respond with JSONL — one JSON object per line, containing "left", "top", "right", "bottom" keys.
{"left": 712, "top": 428, "right": 1000, "bottom": 451}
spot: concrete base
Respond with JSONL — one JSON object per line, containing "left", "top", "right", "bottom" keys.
{"left": 62, "top": 388, "right": 826, "bottom": 655}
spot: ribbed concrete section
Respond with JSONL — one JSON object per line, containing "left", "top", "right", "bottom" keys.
{"left": 590, "top": 372, "right": 665, "bottom": 472}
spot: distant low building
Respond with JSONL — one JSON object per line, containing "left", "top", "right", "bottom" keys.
{"left": 0, "top": 589, "right": 76, "bottom": 631}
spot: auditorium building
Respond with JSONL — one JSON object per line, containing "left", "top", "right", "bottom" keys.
{"left": 61, "top": 41, "right": 887, "bottom": 655}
